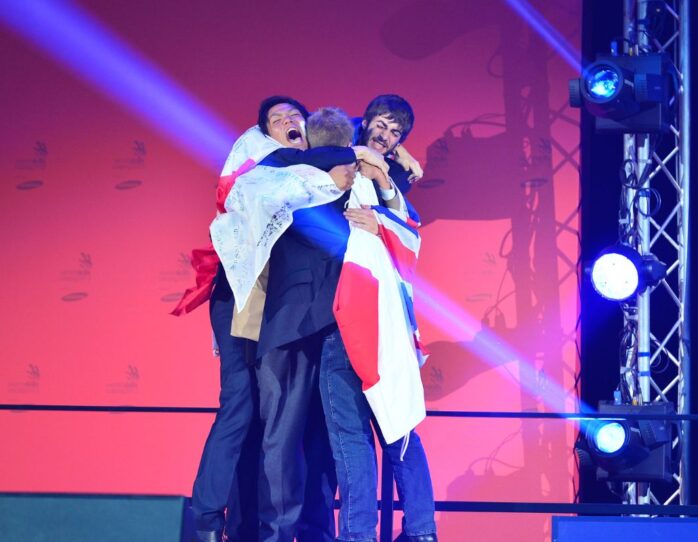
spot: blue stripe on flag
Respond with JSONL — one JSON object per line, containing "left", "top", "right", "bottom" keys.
{"left": 372, "top": 205, "right": 419, "bottom": 238}
{"left": 400, "top": 281, "right": 418, "bottom": 332}
{"left": 405, "top": 198, "right": 421, "bottom": 225}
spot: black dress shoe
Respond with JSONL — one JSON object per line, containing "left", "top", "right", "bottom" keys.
{"left": 394, "top": 534, "right": 438, "bottom": 542}
{"left": 195, "top": 530, "right": 222, "bottom": 542}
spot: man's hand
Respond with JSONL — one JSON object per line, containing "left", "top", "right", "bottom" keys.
{"left": 358, "top": 160, "right": 391, "bottom": 190}
{"left": 393, "top": 144, "right": 423, "bottom": 183}
{"left": 344, "top": 205, "right": 379, "bottom": 235}
{"left": 329, "top": 164, "right": 356, "bottom": 191}
{"left": 352, "top": 145, "right": 389, "bottom": 177}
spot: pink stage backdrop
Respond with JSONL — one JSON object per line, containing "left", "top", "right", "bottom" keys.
{"left": 0, "top": 1, "right": 581, "bottom": 541}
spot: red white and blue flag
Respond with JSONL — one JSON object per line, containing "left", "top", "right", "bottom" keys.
{"left": 333, "top": 176, "right": 428, "bottom": 445}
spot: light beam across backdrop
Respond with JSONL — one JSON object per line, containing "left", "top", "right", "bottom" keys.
{"left": 0, "top": 0, "right": 583, "bottom": 414}
{"left": 0, "top": 2, "right": 582, "bottom": 541}
{"left": 0, "top": 0, "right": 236, "bottom": 169}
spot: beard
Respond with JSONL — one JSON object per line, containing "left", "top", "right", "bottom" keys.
{"left": 360, "top": 126, "right": 396, "bottom": 156}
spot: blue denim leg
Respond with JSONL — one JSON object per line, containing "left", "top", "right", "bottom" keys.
{"left": 318, "top": 327, "right": 378, "bottom": 542}
{"left": 379, "top": 430, "right": 437, "bottom": 537}
{"left": 298, "top": 377, "right": 337, "bottom": 542}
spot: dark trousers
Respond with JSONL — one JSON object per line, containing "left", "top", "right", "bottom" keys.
{"left": 256, "top": 327, "right": 338, "bottom": 542}
{"left": 191, "top": 267, "right": 260, "bottom": 540}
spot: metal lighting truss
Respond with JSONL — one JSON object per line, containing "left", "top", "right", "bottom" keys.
{"left": 619, "top": 0, "right": 690, "bottom": 506}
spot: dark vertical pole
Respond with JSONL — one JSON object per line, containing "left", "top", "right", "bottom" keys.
{"left": 578, "top": 0, "right": 625, "bottom": 504}
{"left": 379, "top": 452, "right": 394, "bottom": 542}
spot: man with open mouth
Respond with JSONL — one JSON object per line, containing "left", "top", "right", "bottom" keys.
{"left": 193, "top": 95, "right": 391, "bottom": 542}
{"left": 252, "top": 96, "right": 396, "bottom": 542}
{"left": 253, "top": 96, "right": 389, "bottom": 542}
{"left": 251, "top": 96, "right": 436, "bottom": 542}
{"left": 265, "top": 100, "right": 307, "bottom": 148}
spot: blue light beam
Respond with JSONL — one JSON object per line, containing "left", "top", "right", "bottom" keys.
{"left": 1, "top": 0, "right": 236, "bottom": 169}
{"left": 414, "top": 274, "right": 591, "bottom": 418}
{"left": 504, "top": 0, "right": 582, "bottom": 73}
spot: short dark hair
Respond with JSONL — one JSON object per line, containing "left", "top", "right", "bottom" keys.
{"left": 306, "top": 107, "right": 354, "bottom": 148}
{"left": 361, "top": 94, "right": 414, "bottom": 142}
{"left": 257, "top": 95, "right": 309, "bottom": 135}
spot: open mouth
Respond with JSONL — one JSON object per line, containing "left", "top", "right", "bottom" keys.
{"left": 286, "top": 128, "right": 302, "bottom": 143}
{"left": 371, "top": 137, "right": 388, "bottom": 149}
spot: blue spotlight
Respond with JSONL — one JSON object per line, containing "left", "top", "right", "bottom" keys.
{"left": 577, "top": 403, "right": 675, "bottom": 483}
{"left": 569, "top": 53, "right": 672, "bottom": 133}
{"left": 585, "top": 67, "right": 620, "bottom": 100}
{"left": 590, "top": 421, "right": 627, "bottom": 454}
{"left": 589, "top": 245, "right": 666, "bottom": 301}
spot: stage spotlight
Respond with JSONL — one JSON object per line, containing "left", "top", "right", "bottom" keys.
{"left": 577, "top": 402, "right": 675, "bottom": 483}
{"left": 591, "top": 422, "right": 627, "bottom": 454}
{"left": 586, "top": 67, "right": 620, "bottom": 99}
{"left": 569, "top": 53, "right": 671, "bottom": 133}
{"left": 589, "top": 245, "right": 666, "bottom": 301}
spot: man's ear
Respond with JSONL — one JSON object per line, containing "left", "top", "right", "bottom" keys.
{"left": 361, "top": 119, "right": 367, "bottom": 129}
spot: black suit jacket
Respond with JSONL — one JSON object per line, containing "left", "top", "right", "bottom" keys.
{"left": 256, "top": 146, "right": 355, "bottom": 358}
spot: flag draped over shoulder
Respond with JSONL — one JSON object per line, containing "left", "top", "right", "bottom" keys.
{"left": 210, "top": 131, "right": 344, "bottom": 311}
{"left": 333, "top": 175, "right": 428, "bottom": 445}
{"left": 174, "top": 124, "right": 428, "bottom": 444}
{"left": 170, "top": 126, "right": 279, "bottom": 316}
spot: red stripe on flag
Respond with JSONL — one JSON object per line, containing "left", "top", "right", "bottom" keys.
{"left": 170, "top": 243, "right": 219, "bottom": 316}
{"left": 378, "top": 225, "right": 417, "bottom": 282}
{"left": 333, "top": 262, "right": 380, "bottom": 390}
{"left": 414, "top": 333, "right": 429, "bottom": 356}
{"left": 215, "top": 158, "right": 257, "bottom": 213}
{"left": 175, "top": 158, "right": 258, "bottom": 315}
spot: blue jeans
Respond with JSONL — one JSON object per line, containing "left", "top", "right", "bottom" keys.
{"left": 318, "top": 327, "right": 436, "bottom": 541}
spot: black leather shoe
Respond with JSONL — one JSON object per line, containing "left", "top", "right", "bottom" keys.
{"left": 195, "top": 530, "right": 222, "bottom": 542}
{"left": 394, "top": 534, "right": 438, "bottom": 542}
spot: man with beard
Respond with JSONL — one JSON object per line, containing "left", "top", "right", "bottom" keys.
{"left": 233, "top": 97, "right": 435, "bottom": 542}
{"left": 356, "top": 94, "right": 424, "bottom": 196}
{"left": 315, "top": 95, "right": 438, "bottom": 542}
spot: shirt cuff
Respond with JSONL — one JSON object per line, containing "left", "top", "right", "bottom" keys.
{"left": 380, "top": 186, "right": 397, "bottom": 200}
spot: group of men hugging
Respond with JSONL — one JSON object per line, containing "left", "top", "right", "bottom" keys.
{"left": 188, "top": 94, "right": 437, "bottom": 542}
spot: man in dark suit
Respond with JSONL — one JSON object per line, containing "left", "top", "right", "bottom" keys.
{"left": 258, "top": 95, "right": 437, "bottom": 542}
{"left": 251, "top": 96, "right": 391, "bottom": 542}
{"left": 193, "top": 95, "right": 387, "bottom": 542}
